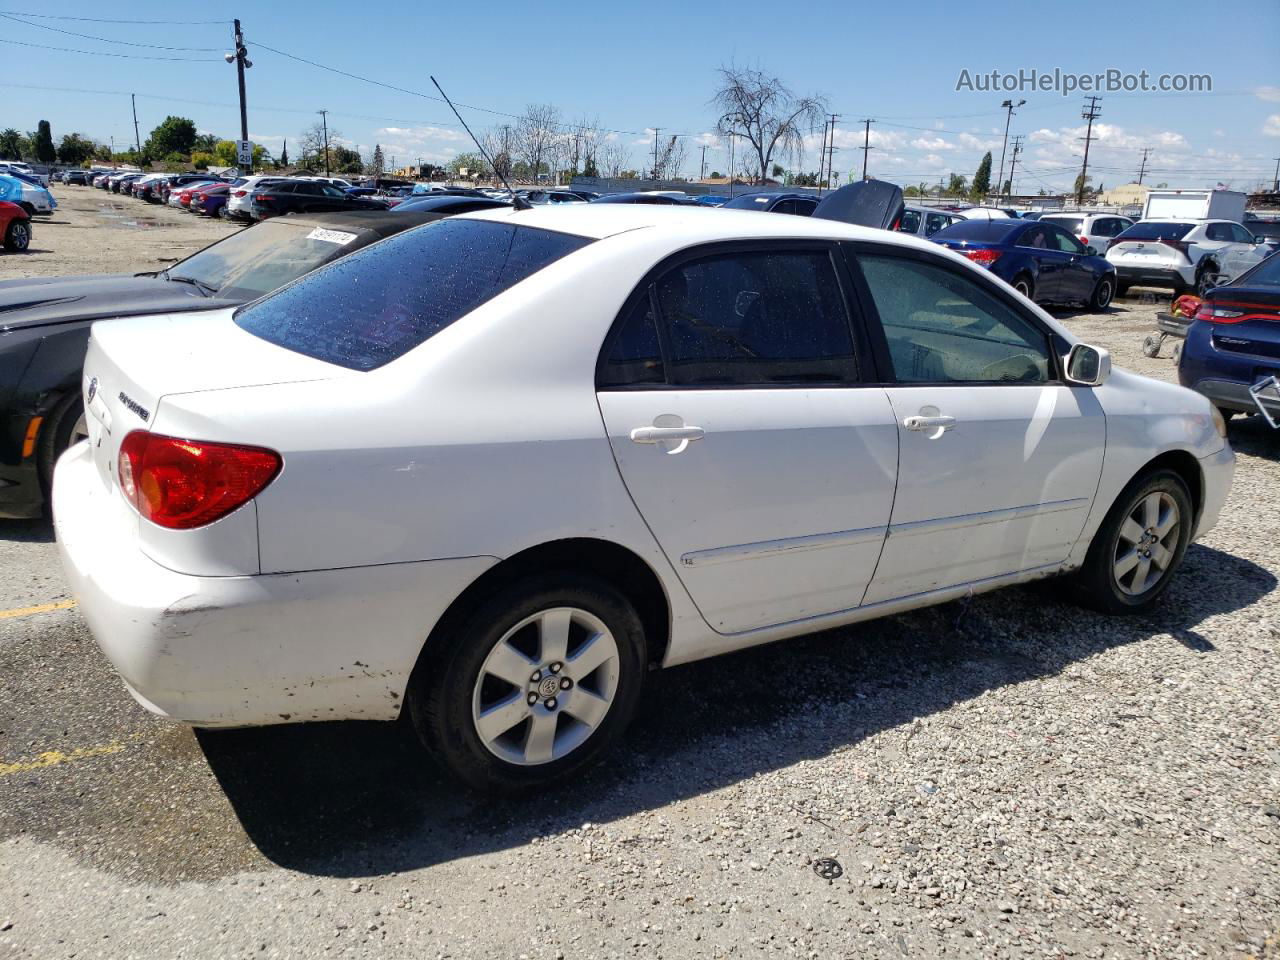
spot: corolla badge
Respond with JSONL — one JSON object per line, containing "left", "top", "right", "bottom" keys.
{"left": 86, "top": 377, "right": 98, "bottom": 404}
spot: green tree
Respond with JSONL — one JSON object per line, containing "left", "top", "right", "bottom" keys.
{"left": 0, "top": 128, "right": 21, "bottom": 160}
{"left": 56, "top": 133, "right": 96, "bottom": 166}
{"left": 771, "top": 163, "right": 785, "bottom": 178}
{"left": 367, "top": 144, "right": 384, "bottom": 178}
{"left": 971, "top": 151, "right": 992, "bottom": 200}
{"left": 144, "top": 116, "right": 197, "bottom": 161}
{"left": 1073, "top": 172, "right": 1093, "bottom": 199}
{"left": 213, "top": 140, "right": 238, "bottom": 166}
{"left": 708, "top": 170, "right": 722, "bottom": 179}
{"left": 34, "top": 120, "right": 55, "bottom": 164}
{"left": 191, "top": 152, "right": 214, "bottom": 170}
{"left": 192, "top": 132, "right": 219, "bottom": 153}
{"left": 449, "top": 152, "right": 488, "bottom": 178}
{"left": 279, "top": 140, "right": 289, "bottom": 168}
{"left": 946, "top": 173, "right": 967, "bottom": 196}
{"left": 94, "top": 143, "right": 114, "bottom": 162}
{"left": 331, "top": 145, "right": 363, "bottom": 174}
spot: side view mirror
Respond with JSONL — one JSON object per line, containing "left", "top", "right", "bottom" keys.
{"left": 1084, "top": 244, "right": 1098, "bottom": 256}
{"left": 1065, "top": 343, "right": 1111, "bottom": 386}
{"left": 1255, "top": 236, "right": 1269, "bottom": 245}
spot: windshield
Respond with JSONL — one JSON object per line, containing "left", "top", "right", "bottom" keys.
{"left": 235, "top": 219, "right": 593, "bottom": 371}
{"left": 1117, "top": 221, "right": 1193, "bottom": 241}
{"left": 169, "top": 220, "right": 367, "bottom": 300}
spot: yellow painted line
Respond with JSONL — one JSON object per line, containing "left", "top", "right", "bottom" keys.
{"left": 0, "top": 598, "right": 77, "bottom": 620}
{"left": 0, "top": 742, "right": 125, "bottom": 777}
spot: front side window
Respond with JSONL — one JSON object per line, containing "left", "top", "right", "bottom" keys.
{"left": 601, "top": 248, "right": 858, "bottom": 388}
{"left": 236, "top": 220, "right": 592, "bottom": 371}
{"left": 1205, "top": 223, "right": 1233, "bottom": 242}
{"left": 857, "top": 253, "right": 1052, "bottom": 384}
{"left": 924, "top": 212, "right": 950, "bottom": 236}
{"left": 1048, "top": 227, "right": 1084, "bottom": 254}
{"left": 898, "top": 210, "right": 922, "bottom": 234}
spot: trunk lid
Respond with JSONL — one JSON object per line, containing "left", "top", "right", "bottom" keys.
{"left": 81, "top": 307, "right": 346, "bottom": 494}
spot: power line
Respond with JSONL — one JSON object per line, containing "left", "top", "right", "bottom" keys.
{"left": 0, "top": 36, "right": 220, "bottom": 61}
{"left": 0, "top": 8, "right": 230, "bottom": 24}
{"left": 0, "top": 11, "right": 222, "bottom": 51}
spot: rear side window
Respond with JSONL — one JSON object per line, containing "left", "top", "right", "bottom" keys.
{"left": 897, "top": 210, "right": 922, "bottom": 234}
{"left": 1117, "top": 221, "right": 1193, "bottom": 241}
{"left": 602, "top": 249, "right": 858, "bottom": 387}
{"left": 1043, "top": 216, "right": 1084, "bottom": 235}
{"left": 236, "top": 219, "right": 592, "bottom": 371}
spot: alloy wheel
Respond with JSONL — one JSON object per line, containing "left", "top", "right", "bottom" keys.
{"left": 1113, "top": 492, "right": 1180, "bottom": 596}
{"left": 10, "top": 222, "right": 30, "bottom": 250}
{"left": 471, "top": 606, "right": 620, "bottom": 766}
{"left": 1014, "top": 279, "right": 1032, "bottom": 297}
{"left": 1095, "top": 279, "right": 1112, "bottom": 308}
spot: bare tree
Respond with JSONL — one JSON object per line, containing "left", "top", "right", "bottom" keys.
{"left": 598, "top": 139, "right": 631, "bottom": 179}
{"left": 482, "top": 123, "right": 517, "bottom": 185}
{"left": 711, "top": 64, "right": 826, "bottom": 186}
{"left": 567, "top": 116, "right": 604, "bottom": 178}
{"left": 515, "top": 103, "right": 561, "bottom": 183}
{"left": 652, "top": 135, "right": 687, "bottom": 180}
{"left": 299, "top": 120, "right": 342, "bottom": 171}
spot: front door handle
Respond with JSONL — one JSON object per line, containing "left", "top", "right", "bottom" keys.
{"left": 630, "top": 425, "right": 705, "bottom": 444}
{"left": 903, "top": 415, "right": 956, "bottom": 432}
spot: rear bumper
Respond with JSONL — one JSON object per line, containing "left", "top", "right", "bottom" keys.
{"left": 1113, "top": 264, "right": 1194, "bottom": 289}
{"left": 53, "top": 441, "right": 496, "bottom": 727}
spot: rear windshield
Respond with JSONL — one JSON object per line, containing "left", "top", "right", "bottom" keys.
{"left": 723, "top": 194, "right": 777, "bottom": 209}
{"left": 932, "top": 220, "right": 1022, "bottom": 241}
{"left": 1116, "top": 221, "right": 1193, "bottom": 241}
{"left": 1042, "top": 216, "right": 1083, "bottom": 234}
{"left": 234, "top": 218, "right": 592, "bottom": 371}
{"left": 169, "top": 219, "right": 371, "bottom": 301}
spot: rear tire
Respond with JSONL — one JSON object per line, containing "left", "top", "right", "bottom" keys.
{"left": 3, "top": 218, "right": 31, "bottom": 252}
{"left": 1072, "top": 469, "right": 1193, "bottom": 615}
{"left": 1195, "top": 262, "right": 1218, "bottom": 298}
{"left": 1012, "top": 274, "right": 1034, "bottom": 300}
{"left": 407, "top": 573, "right": 647, "bottom": 792}
{"left": 1090, "top": 276, "right": 1114, "bottom": 311}
{"left": 37, "top": 392, "right": 87, "bottom": 489}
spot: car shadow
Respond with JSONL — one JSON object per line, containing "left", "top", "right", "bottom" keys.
{"left": 1227, "top": 414, "right": 1280, "bottom": 461}
{"left": 0, "top": 517, "right": 54, "bottom": 543}
{"left": 198, "top": 542, "right": 1273, "bottom": 879}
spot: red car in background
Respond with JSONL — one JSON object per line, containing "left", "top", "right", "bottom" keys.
{"left": 0, "top": 200, "right": 31, "bottom": 252}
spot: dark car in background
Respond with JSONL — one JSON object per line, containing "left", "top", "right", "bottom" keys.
{"left": 0, "top": 210, "right": 446, "bottom": 519}
{"left": 190, "top": 183, "right": 231, "bottom": 217}
{"left": 1178, "top": 251, "right": 1280, "bottom": 419}
{"left": 62, "top": 170, "right": 92, "bottom": 186}
{"left": 590, "top": 192, "right": 688, "bottom": 205}
{"left": 721, "top": 192, "right": 819, "bottom": 216}
{"left": 930, "top": 217, "right": 1117, "bottom": 309}
{"left": 389, "top": 194, "right": 510, "bottom": 215}
{"left": 249, "top": 180, "right": 388, "bottom": 220}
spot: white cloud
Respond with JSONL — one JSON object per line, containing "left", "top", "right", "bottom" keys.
{"left": 694, "top": 131, "right": 721, "bottom": 148}
{"left": 911, "top": 136, "right": 954, "bottom": 151}
{"left": 1256, "top": 86, "right": 1280, "bottom": 103}
{"left": 1265, "top": 114, "right": 1280, "bottom": 137}
{"left": 958, "top": 132, "right": 1002, "bottom": 151}
{"left": 373, "top": 125, "right": 467, "bottom": 146}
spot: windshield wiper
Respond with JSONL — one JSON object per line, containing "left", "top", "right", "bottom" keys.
{"left": 164, "top": 273, "right": 218, "bottom": 297}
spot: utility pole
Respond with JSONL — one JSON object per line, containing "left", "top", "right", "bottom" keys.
{"left": 817, "top": 117, "right": 831, "bottom": 197}
{"left": 1077, "top": 96, "right": 1102, "bottom": 205}
{"left": 652, "top": 127, "right": 660, "bottom": 181}
{"left": 699, "top": 144, "right": 706, "bottom": 180}
{"left": 1137, "top": 146, "right": 1152, "bottom": 186}
{"left": 1272, "top": 156, "right": 1279, "bottom": 192}
{"left": 824, "top": 114, "right": 839, "bottom": 191}
{"left": 130, "top": 93, "right": 140, "bottom": 155}
{"left": 1007, "top": 135, "right": 1023, "bottom": 197}
{"left": 858, "top": 118, "right": 875, "bottom": 180}
{"left": 318, "top": 109, "right": 330, "bottom": 176}
{"left": 996, "top": 98, "right": 1024, "bottom": 203}
{"left": 225, "top": 19, "right": 252, "bottom": 173}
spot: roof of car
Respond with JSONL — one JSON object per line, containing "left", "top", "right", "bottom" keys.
{"left": 457, "top": 202, "right": 921, "bottom": 245}
{"left": 262, "top": 209, "right": 443, "bottom": 238}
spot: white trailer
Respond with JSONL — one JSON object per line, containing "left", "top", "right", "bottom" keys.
{"left": 1143, "top": 189, "right": 1247, "bottom": 222}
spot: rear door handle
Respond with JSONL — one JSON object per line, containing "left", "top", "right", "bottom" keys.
{"left": 903, "top": 415, "right": 956, "bottom": 432}
{"left": 630, "top": 426, "right": 705, "bottom": 444}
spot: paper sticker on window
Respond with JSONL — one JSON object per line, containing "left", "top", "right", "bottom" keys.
{"left": 306, "top": 227, "right": 358, "bottom": 245}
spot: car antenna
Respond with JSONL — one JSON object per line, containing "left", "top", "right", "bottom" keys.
{"left": 430, "top": 75, "right": 531, "bottom": 211}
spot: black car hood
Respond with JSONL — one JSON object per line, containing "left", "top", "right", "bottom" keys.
{"left": 811, "top": 179, "right": 905, "bottom": 231}
{"left": 0, "top": 273, "right": 238, "bottom": 332}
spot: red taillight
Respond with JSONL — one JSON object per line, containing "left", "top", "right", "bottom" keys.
{"left": 963, "top": 248, "right": 1003, "bottom": 266}
{"left": 1194, "top": 300, "right": 1280, "bottom": 326}
{"left": 253, "top": 193, "right": 271, "bottom": 203}
{"left": 117, "top": 431, "right": 281, "bottom": 529}
{"left": 1079, "top": 236, "right": 1088, "bottom": 246}
{"left": 233, "top": 189, "right": 246, "bottom": 197}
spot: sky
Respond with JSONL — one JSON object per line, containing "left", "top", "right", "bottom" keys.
{"left": 2, "top": 0, "right": 1278, "bottom": 192}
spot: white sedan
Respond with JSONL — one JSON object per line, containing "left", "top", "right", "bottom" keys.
{"left": 54, "top": 202, "right": 1234, "bottom": 791}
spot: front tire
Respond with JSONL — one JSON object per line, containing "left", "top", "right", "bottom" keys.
{"left": 3, "top": 218, "right": 31, "bottom": 251}
{"left": 37, "top": 392, "right": 87, "bottom": 490}
{"left": 1012, "top": 274, "right": 1034, "bottom": 300}
{"left": 408, "top": 573, "right": 647, "bottom": 792}
{"left": 1073, "top": 469, "right": 1193, "bottom": 615}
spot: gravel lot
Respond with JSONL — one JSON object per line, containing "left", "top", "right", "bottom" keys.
{"left": 0, "top": 188, "right": 1276, "bottom": 960}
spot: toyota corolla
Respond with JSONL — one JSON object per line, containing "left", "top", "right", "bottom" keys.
{"left": 54, "top": 200, "right": 1233, "bottom": 791}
